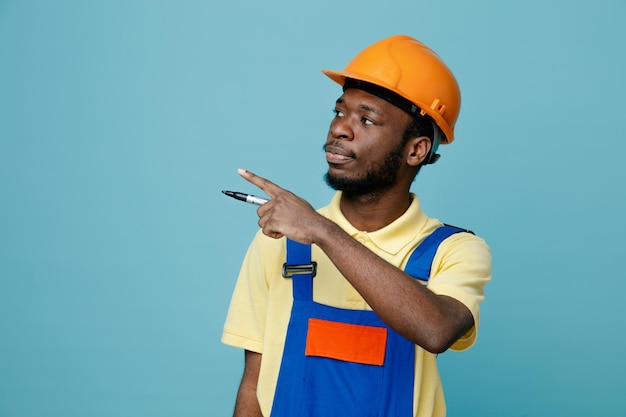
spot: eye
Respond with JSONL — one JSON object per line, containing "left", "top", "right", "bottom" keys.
{"left": 333, "top": 109, "right": 345, "bottom": 117}
{"left": 361, "top": 117, "right": 375, "bottom": 125}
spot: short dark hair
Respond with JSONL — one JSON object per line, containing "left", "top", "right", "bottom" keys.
{"left": 402, "top": 113, "right": 434, "bottom": 145}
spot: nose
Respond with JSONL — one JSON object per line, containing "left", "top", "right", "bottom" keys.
{"left": 329, "top": 116, "right": 354, "bottom": 141}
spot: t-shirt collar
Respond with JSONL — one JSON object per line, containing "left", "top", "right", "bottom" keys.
{"left": 324, "top": 191, "right": 428, "bottom": 255}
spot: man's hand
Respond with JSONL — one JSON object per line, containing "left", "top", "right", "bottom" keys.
{"left": 238, "top": 168, "right": 329, "bottom": 244}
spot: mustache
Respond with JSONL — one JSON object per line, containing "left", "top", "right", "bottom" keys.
{"left": 323, "top": 142, "right": 356, "bottom": 158}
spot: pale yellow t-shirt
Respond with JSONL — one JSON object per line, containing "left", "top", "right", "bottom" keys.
{"left": 222, "top": 192, "right": 492, "bottom": 416}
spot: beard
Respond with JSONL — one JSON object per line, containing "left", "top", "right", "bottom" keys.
{"left": 323, "top": 139, "right": 405, "bottom": 196}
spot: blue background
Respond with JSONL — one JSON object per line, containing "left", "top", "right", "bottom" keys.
{"left": 1, "top": 0, "right": 625, "bottom": 416}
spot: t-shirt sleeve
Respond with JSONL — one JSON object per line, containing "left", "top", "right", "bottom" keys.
{"left": 221, "top": 233, "right": 272, "bottom": 353}
{"left": 426, "top": 232, "right": 492, "bottom": 351}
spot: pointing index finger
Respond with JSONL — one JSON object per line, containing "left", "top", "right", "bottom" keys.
{"left": 238, "top": 168, "right": 283, "bottom": 197}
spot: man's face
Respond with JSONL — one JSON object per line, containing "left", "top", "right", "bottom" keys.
{"left": 324, "top": 88, "right": 412, "bottom": 196}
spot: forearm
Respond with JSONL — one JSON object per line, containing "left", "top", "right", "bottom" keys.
{"left": 233, "top": 350, "right": 263, "bottom": 417}
{"left": 313, "top": 220, "right": 473, "bottom": 353}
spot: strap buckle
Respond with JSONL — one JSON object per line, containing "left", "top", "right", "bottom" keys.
{"left": 282, "top": 262, "right": 317, "bottom": 278}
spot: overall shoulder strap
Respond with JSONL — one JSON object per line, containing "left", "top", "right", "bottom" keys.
{"left": 284, "top": 239, "right": 315, "bottom": 301}
{"left": 404, "top": 225, "right": 471, "bottom": 284}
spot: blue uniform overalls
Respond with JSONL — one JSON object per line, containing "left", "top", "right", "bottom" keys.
{"left": 270, "top": 226, "right": 465, "bottom": 417}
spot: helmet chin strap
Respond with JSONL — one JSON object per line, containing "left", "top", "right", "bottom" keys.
{"left": 425, "top": 121, "right": 442, "bottom": 165}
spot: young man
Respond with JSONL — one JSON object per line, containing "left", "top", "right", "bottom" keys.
{"left": 222, "top": 35, "right": 492, "bottom": 417}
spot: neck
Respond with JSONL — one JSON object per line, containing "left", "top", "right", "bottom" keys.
{"left": 339, "top": 189, "right": 412, "bottom": 232}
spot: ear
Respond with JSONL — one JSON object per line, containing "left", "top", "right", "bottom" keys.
{"left": 406, "top": 136, "right": 432, "bottom": 167}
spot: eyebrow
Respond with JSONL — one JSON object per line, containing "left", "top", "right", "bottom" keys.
{"left": 335, "top": 98, "right": 384, "bottom": 115}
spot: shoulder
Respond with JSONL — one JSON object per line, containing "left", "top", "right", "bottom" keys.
{"left": 436, "top": 229, "right": 492, "bottom": 268}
